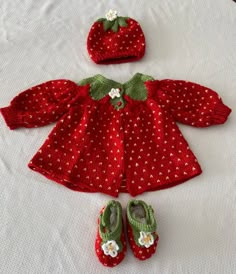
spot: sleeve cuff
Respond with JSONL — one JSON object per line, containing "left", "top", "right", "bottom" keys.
{"left": 212, "top": 102, "right": 232, "bottom": 125}
{"left": 1, "top": 107, "right": 23, "bottom": 129}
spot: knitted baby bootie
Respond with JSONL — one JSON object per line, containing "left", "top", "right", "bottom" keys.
{"left": 95, "top": 200, "right": 127, "bottom": 267}
{"left": 126, "top": 200, "right": 159, "bottom": 260}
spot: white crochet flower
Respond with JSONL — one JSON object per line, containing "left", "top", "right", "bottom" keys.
{"left": 106, "top": 9, "right": 118, "bottom": 21}
{"left": 138, "top": 231, "right": 154, "bottom": 248}
{"left": 108, "top": 88, "right": 121, "bottom": 99}
{"left": 101, "top": 240, "right": 119, "bottom": 257}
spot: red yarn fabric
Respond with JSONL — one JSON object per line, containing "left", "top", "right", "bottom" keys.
{"left": 126, "top": 221, "right": 159, "bottom": 261}
{"left": 87, "top": 18, "right": 145, "bottom": 64}
{"left": 95, "top": 228, "right": 127, "bottom": 267}
{"left": 95, "top": 218, "right": 127, "bottom": 267}
{"left": 0, "top": 74, "right": 231, "bottom": 197}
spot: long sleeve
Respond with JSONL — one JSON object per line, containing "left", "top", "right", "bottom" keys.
{"left": 1, "top": 79, "right": 79, "bottom": 129}
{"left": 157, "top": 79, "right": 231, "bottom": 127}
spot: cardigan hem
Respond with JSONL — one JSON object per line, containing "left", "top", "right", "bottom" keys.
{"left": 28, "top": 161, "right": 202, "bottom": 197}
{"left": 28, "top": 162, "right": 120, "bottom": 197}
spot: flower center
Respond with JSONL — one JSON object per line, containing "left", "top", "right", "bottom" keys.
{"left": 143, "top": 234, "right": 152, "bottom": 244}
{"left": 108, "top": 243, "right": 114, "bottom": 252}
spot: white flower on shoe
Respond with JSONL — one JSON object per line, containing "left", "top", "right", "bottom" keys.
{"left": 138, "top": 231, "right": 154, "bottom": 248}
{"left": 102, "top": 240, "right": 119, "bottom": 257}
{"left": 106, "top": 9, "right": 118, "bottom": 21}
{"left": 108, "top": 88, "right": 121, "bottom": 99}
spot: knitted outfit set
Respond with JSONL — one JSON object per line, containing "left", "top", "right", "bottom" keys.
{"left": 1, "top": 10, "right": 231, "bottom": 267}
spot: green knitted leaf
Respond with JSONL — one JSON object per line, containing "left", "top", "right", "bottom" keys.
{"left": 96, "top": 18, "right": 106, "bottom": 22}
{"left": 78, "top": 74, "right": 154, "bottom": 110}
{"left": 124, "top": 74, "right": 154, "bottom": 101}
{"left": 78, "top": 77, "right": 92, "bottom": 86}
{"left": 99, "top": 17, "right": 129, "bottom": 32}
{"left": 111, "top": 20, "right": 119, "bottom": 32}
{"left": 78, "top": 77, "right": 109, "bottom": 100}
{"left": 103, "top": 20, "right": 114, "bottom": 31}
{"left": 118, "top": 17, "right": 128, "bottom": 27}
{"left": 90, "top": 82, "right": 109, "bottom": 100}
{"left": 125, "top": 85, "right": 146, "bottom": 101}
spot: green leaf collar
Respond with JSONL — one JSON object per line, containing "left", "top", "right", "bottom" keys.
{"left": 78, "top": 73, "right": 153, "bottom": 110}
{"left": 78, "top": 73, "right": 154, "bottom": 110}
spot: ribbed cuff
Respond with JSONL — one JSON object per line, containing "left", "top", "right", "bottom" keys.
{"left": 99, "top": 201, "right": 122, "bottom": 242}
{"left": 212, "top": 102, "right": 231, "bottom": 125}
{"left": 1, "top": 106, "right": 22, "bottom": 129}
{"left": 127, "top": 200, "right": 157, "bottom": 232}
{"left": 92, "top": 49, "right": 144, "bottom": 65}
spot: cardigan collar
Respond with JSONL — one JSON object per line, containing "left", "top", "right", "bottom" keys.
{"left": 78, "top": 73, "right": 154, "bottom": 110}
{"left": 93, "top": 73, "right": 153, "bottom": 90}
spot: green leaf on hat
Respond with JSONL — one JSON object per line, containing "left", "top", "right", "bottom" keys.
{"left": 118, "top": 17, "right": 128, "bottom": 27}
{"left": 99, "top": 16, "right": 129, "bottom": 33}
{"left": 103, "top": 20, "right": 114, "bottom": 31}
{"left": 96, "top": 18, "right": 106, "bottom": 22}
{"left": 111, "top": 20, "right": 119, "bottom": 32}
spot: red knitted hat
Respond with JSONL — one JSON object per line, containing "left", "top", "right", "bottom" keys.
{"left": 87, "top": 10, "right": 146, "bottom": 64}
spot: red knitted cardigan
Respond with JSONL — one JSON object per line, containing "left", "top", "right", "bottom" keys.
{"left": 0, "top": 73, "right": 231, "bottom": 197}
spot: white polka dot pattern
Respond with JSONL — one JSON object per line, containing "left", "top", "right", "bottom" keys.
{"left": 1, "top": 76, "right": 231, "bottom": 197}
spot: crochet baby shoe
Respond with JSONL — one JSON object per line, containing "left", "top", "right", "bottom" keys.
{"left": 95, "top": 200, "right": 127, "bottom": 267}
{"left": 126, "top": 200, "right": 159, "bottom": 260}
{"left": 87, "top": 9, "right": 145, "bottom": 64}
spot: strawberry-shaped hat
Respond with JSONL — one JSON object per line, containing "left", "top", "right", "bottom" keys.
{"left": 87, "top": 10, "right": 146, "bottom": 64}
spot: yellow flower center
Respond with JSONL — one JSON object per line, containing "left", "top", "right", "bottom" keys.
{"left": 108, "top": 243, "right": 114, "bottom": 252}
{"left": 143, "top": 234, "right": 152, "bottom": 244}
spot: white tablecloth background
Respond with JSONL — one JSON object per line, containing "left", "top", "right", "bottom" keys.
{"left": 0, "top": 0, "right": 235, "bottom": 273}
